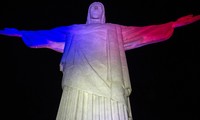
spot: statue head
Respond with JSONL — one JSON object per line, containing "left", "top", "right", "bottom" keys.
{"left": 86, "top": 2, "right": 106, "bottom": 24}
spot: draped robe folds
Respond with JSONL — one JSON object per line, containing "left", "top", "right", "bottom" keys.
{"left": 60, "top": 23, "right": 132, "bottom": 106}
{"left": 16, "top": 21, "right": 174, "bottom": 119}
{"left": 58, "top": 22, "right": 174, "bottom": 114}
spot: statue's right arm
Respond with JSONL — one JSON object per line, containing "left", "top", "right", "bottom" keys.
{"left": 0, "top": 28, "right": 22, "bottom": 37}
{"left": 0, "top": 26, "right": 74, "bottom": 53}
{"left": 0, "top": 27, "right": 65, "bottom": 53}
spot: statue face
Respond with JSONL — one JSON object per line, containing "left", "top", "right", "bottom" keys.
{"left": 90, "top": 4, "right": 103, "bottom": 19}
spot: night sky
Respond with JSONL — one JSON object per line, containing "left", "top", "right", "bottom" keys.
{"left": 0, "top": 0, "right": 199, "bottom": 120}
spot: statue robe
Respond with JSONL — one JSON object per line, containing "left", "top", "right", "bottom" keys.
{"left": 19, "top": 22, "right": 174, "bottom": 120}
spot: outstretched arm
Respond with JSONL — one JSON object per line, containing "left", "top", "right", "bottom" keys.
{"left": 122, "top": 14, "right": 200, "bottom": 51}
{"left": 0, "top": 26, "right": 73, "bottom": 53}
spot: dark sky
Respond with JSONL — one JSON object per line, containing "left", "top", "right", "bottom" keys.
{"left": 0, "top": 0, "right": 199, "bottom": 120}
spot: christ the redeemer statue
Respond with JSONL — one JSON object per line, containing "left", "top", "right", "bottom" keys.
{"left": 0, "top": 2, "right": 200, "bottom": 120}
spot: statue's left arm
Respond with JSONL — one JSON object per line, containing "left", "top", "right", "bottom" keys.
{"left": 122, "top": 14, "right": 200, "bottom": 50}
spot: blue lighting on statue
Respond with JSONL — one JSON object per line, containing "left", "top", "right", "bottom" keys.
{"left": 21, "top": 26, "right": 73, "bottom": 48}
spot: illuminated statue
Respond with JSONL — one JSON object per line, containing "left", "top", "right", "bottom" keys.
{"left": 0, "top": 2, "right": 200, "bottom": 120}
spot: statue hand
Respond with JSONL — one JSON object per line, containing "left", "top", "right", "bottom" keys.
{"left": 0, "top": 28, "right": 22, "bottom": 37}
{"left": 173, "top": 14, "right": 200, "bottom": 28}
